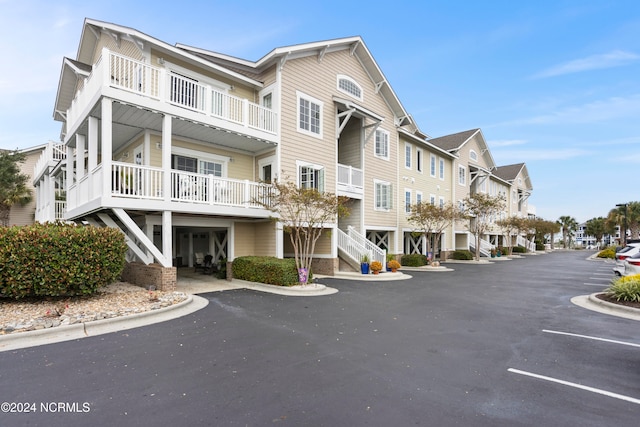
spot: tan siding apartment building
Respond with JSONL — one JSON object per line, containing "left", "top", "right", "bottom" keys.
{"left": 30, "top": 19, "right": 535, "bottom": 287}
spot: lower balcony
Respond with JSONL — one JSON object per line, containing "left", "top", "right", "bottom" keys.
{"left": 65, "top": 162, "right": 274, "bottom": 218}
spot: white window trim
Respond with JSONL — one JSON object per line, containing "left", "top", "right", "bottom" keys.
{"left": 469, "top": 149, "right": 478, "bottom": 162}
{"left": 439, "top": 157, "right": 445, "bottom": 181}
{"left": 374, "top": 179, "right": 392, "bottom": 212}
{"left": 171, "top": 146, "right": 230, "bottom": 176}
{"left": 439, "top": 196, "right": 445, "bottom": 208}
{"left": 416, "top": 190, "right": 423, "bottom": 205}
{"left": 429, "top": 154, "right": 436, "bottom": 177}
{"left": 296, "top": 91, "right": 323, "bottom": 139}
{"left": 374, "top": 129, "right": 390, "bottom": 161}
{"left": 458, "top": 165, "right": 466, "bottom": 186}
{"left": 337, "top": 74, "right": 363, "bottom": 101}
{"left": 164, "top": 61, "right": 231, "bottom": 92}
{"left": 405, "top": 143, "right": 412, "bottom": 170}
{"left": 296, "top": 159, "right": 324, "bottom": 189}
{"left": 430, "top": 194, "right": 436, "bottom": 205}
{"left": 416, "top": 148, "right": 423, "bottom": 173}
{"left": 404, "top": 188, "right": 412, "bottom": 213}
{"left": 258, "top": 156, "right": 277, "bottom": 182}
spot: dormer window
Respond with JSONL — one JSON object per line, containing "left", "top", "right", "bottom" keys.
{"left": 337, "top": 75, "right": 362, "bottom": 100}
{"left": 469, "top": 149, "right": 478, "bottom": 162}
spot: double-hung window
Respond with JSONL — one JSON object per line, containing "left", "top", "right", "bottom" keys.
{"left": 375, "top": 180, "right": 392, "bottom": 211}
{"left": 375, "top": 129, "right": 389, "bottom": 160}
{"left": 405, "top": 144, "right": 412, "bottom": 169}
{"left": 439, "top": 158, "right": 445, "bottom": 180}
{"left": 298, "top": 162, "right": 324, "bottom": 192}
{"left": 405, "top": 190, "right": 412, "bottom": 213}
{"left": 458, "top": 165, "right": 466, "bottom": 186}
{"left": 430, "top": 154, "right": 436, "bottom": 177}
{"left": 416, "top": 148, "right": 423, "bottom": 173}
{"left": 297, "top": 92, "right": 322, "bottom": 137}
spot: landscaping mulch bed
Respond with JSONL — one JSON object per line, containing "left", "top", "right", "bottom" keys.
{"left": 595, "top": 293, "right": 640, "bottom": 309}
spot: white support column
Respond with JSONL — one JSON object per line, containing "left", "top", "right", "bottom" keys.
{"left": 101, "top": 98, "right": 113, "bottom": 198}
{"left": 162, "top": 114, "right": 172, "bottom": 201}
{"left": 76, "top": 134, "right": 86, "bottom": 181}
{"left": 88, "top": 116, "right": 98, "bottom": 196}
{"left": 330, "top": 224, "right": 338, "bottom": 258}
{"left": 66, "top": 145, "right": 73, "bottom": 209}
{"left": 162, "top": 211, "right": 172, "bottom": 267}
{"left": 276, "top": 222, "right": 283, "bottom": 258}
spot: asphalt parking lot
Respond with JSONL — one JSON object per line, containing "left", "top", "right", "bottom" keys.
{"left": 1, "top": 250, "right": 638, "bottom": 426}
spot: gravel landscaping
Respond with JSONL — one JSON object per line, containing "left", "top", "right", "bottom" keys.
{"left": 0, "top": 282, "right": 187, "bottom": 335}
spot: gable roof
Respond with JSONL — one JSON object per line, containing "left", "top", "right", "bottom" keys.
{"left": 177, "top": 36, "right": 414, "bottom": 128}
{"left": 493, "top": 163, "right": 524, "bottom": 181}
{"left": 428, "top": 128, "right": 497, "bottom": 170}
{"left": 494, "top": 163, "right": 533, "bottom": 190}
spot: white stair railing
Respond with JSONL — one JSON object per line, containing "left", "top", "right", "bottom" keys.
{"left": 348, "top": 226, "right": 386, "bottom": 271}
{"left": 337, "top": 228, "right": 370, "bottom": 265}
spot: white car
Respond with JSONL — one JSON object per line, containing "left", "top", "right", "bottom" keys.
{"left": 623, "top": 252, "right": 640, "bottom": 277}
{"left": 613, "top": 242, "right": 640, "bottom": 276}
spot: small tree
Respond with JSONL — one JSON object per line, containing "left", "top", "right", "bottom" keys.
{"left": 557, "top": 215, "right": 578, "bottom": 248}
{"left": 585, "top": 217, "right": 609, "bottom": 248}
{"left": 496, "top": 216, "right": 520, "bottom": 255}
{"left": 463, "top": 193, "right": 506, "bottom": 261}
{"left": 407, "top": 201, "right": 462, "bottom": 261}
{"left": 258, "top": 179, "right": 349, "bottom": 284}
{"left": 0, "top": 150, "right": 33, "bottom": 226}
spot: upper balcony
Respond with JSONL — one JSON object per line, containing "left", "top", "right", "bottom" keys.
{"left": 65, "top": 49, "right": 278, "bottom": 145}
{"left": 33, "top": 142, "right": 66, "bottom": 184}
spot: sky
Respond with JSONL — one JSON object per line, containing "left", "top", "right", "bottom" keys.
{"left": 1, "top": 0, "right": 639, "bottom": 223}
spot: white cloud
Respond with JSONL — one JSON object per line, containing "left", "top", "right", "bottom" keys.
{"left": 498, "top": 94, "right": 640, "bottom": 126}
{"left": 493, "top": 148, "right": 589, "bottom": 162}
{"left": 488, "top": 139, "right": 527, "bottom": 148}
{"left": 532, "top": 50, "right": 639, "bottom": 78}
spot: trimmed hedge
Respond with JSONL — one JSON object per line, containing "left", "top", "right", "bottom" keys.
{"left": 512, "top": 246, "right": 527, "bottom": 253}
{"left": 450, "top": 250, "right": 473, "bottom": 260}
{"left": 232, "top": 256, "right": 308, "bottom": 286}
{"left": 401, "top": 254, "right": 427, "bottom": 267}
{"left": 0, "top": 223, "right": 128, "bottom": 299}
{"left": 536, "top": 242, "right": 545, "bottom": 251}
{"left": 597, "top": 247, "right": 616, "bottom": 259}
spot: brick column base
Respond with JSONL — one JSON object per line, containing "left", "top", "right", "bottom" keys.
{"left": 120, "top": 262, "right": 177, "bottom": 291}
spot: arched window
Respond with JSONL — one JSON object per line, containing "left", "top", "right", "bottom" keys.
{"left": 337, "top": 75, "right": 362, "bottom": 100}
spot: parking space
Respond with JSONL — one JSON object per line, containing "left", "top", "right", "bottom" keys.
{"left": 1, "top": 251, "right": 638, "bottom": 426}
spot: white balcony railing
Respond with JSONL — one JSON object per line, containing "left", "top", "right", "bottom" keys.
{"left": 68, "top": 50, "right": 277, "bottom": 136}
{"left": 104, "top": 162, "right": 273, "bottom": 209}
{"left": 337, "top": 163, "right": 364, "bottom": 196}
{"left": 55, "top": 201, "right": 66, "bottom": 220}
{"left": 34, "top": 142, "right": 66, "bottom": 182}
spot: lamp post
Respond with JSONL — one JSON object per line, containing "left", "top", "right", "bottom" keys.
{"left": 616, "top": 203, "right": 628, "bottom": 247}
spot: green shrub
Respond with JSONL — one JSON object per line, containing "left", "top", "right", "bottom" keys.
{"left": 0, "top": 223, "right": 127, "bottom": 299}
{"left": 450, "top": 250, "right": 473, "bottom": 260}
{"left": 606, "top": 274, "right": 640, "bottom": 302}
{"left": 400, "top": 253, "right": 427, "bottom": 267}
{"left": 232, "top": 256, "right": 308, "bottom": 286}
{"left": 512, "top": 246, "right": 526, "bottom": 253}
{"left": 597, "top": 247, "right": 616, "bottom": 259}
{"left": 536, "top": 242, "right": 545, "bottom": 251}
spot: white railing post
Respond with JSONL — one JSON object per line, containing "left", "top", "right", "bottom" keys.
{"left": 243, "top": 99, "right": 249, "bottom": 128}
{"left": 243, "top": 180, "right": 250, "bottom": 207}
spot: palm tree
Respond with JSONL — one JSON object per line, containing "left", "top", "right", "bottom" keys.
{"left": 0, "top": 150, "right": 33, "bottom": 226}
{"left": 557, "top": 215, "right": 578, "bottom": 248}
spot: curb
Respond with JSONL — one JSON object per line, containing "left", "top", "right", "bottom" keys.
{"left": 0, "top": 295, "right": 209, "bottom": 353}
{"left": 239, "top": 281, "right": 339, "bottom": 296}
{"left": 571, "top": 293, "right": 640, "bottom": 321}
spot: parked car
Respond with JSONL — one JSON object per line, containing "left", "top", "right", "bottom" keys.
{"left": 623, "top": 251, "right": 640, "bottom": 276}
{"left": 613, "top": 242, "right": 640, "bottom": 276}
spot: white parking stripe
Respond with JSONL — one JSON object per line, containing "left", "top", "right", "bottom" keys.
{"left": 583, "top": 283, "right": 608, "bottom": 287}
{"left": 542, "top": 329, "right": 640, "bottom": 348}
{"left": 508, "top": 368, "right": 640, "bottom": 404}
{"left": 592, "top": 273, "right": 613, "bottom": 276}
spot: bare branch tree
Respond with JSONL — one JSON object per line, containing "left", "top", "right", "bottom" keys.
{"left": 407, "top": 201, "right": 463, "bottom": 261}
{"left": 463, "top": 193, "right": 506, "bottom": 261}
{"left": 257, "top": 178, "right": 349, "bottom": 284}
